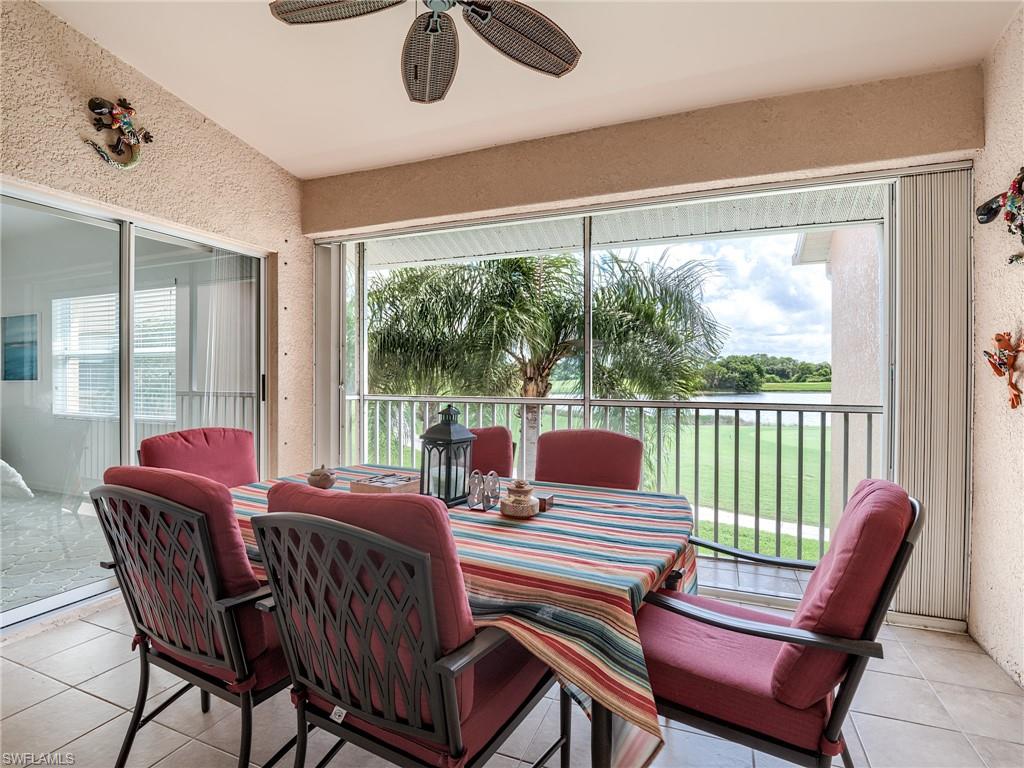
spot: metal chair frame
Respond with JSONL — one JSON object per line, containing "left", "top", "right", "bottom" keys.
{"left": 252, "top": 512, "right": 571, "bottom": 768}
{"left": 90, "top": 484, "right": 293, "bottom": 768}
{"left": 639, "top": 497, "right": 924, "bottom": 768}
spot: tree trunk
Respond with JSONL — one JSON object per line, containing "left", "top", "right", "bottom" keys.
{"left": 519, "top": 365, "right": 551, "bottom": 480}
{"left": 522, "top": 404, "right": 540, "bottom": 479}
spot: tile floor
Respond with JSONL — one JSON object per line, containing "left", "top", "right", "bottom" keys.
{"left": 1, "top": 590, "right": 1020, "bottom": 768}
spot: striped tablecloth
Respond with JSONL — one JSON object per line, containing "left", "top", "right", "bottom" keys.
{"left": 231, "top": 465, "right": 697, "bottom": 767}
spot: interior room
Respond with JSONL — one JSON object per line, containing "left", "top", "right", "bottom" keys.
{"left": 0, "top": 2, "right": 1021, "bottom": 767}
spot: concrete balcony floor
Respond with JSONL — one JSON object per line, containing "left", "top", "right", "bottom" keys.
{"left": 1, "top": 569, "right": 1020, "bottom": 768}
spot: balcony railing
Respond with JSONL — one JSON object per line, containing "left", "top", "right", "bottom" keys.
{"left": 358, "top": 395, "right": 884, "bottom": 562}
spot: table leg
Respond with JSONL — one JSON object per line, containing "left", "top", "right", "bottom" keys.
{"left": 591, "top": 700, "right": 612, "bottom": 768}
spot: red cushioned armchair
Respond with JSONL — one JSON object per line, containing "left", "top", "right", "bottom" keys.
{"left": 90, "top": 467, "right": 292, "bottom": 768}
{"left": 138, "top": 427, "right": 258, "bottom": 488}
{"left": 469, "top": 426, "right": 515, "bottom": 477}
{"left": 535, "top": 429, "right": 643, "bottom": 490}
{"left": 636, "top": 480, "right": 923, "bottom": 768}
{"left": 253, "top": 482, "right": 571, "bottom": 768}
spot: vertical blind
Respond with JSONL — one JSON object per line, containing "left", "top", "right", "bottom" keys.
{"left": 52, "top": 286, "right": 177, "bottom": 419}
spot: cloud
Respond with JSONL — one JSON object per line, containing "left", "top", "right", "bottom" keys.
{"left": 633, "top": 234, "right": 833, "bottom": 362}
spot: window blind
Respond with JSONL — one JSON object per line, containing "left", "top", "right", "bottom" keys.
{"left": 52, "top": 286, "right": 177, "bottom": 420}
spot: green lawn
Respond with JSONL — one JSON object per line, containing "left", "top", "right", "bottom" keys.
{"left": 762, "top": 381, "right": 832, "bottom": 392}
{"left": 367, "top": 401, "right": 835, "bottom": 561}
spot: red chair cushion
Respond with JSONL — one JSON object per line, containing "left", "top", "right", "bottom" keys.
{"left": 534, "top": 429, "right": 643, "bottom": 490}
{"left": 266, "top": 482, "right": 477, "bottom": 713}
{"left": 772, "top": 479, "right": 913, "bottom": 709}
{"left": 638, "top": 592, "right": 832, "bottom": 753}
{"left": 308, "top": 638, "right": 548, "bottom": 768}
{"left": 139, "top": 428, "right": 258, "bottom": 488}
{"left": 151, "top": 611, "right": 288, "bottom": 692}
{"left": 101, "top": 466, "right": 272, "bottom": 675}
{"left": 469, "top": 427, "right": 514, "bottom": 477}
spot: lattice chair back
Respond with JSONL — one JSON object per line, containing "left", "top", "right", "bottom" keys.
{"left": 253, "top": 512, "right": 451, "bottom": 746}
{"left": 91, "top": 483, "right": 247, "bottom": 678}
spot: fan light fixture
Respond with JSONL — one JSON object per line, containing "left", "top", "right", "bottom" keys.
{"left": 269, "top": 0, "right": 581, "bottom": 103}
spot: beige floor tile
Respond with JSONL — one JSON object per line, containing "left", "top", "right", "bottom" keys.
{"left": 0, "top": 658, "right": 68, "bottom": 719}
{"left": 150, "top": 686, "right": 237, "bottom": 737}
{"left": 78, "top": 658, "right": 183, "bottom": 709}
{"left": 0, "top": 688, "right": 123, "bottom": 755}
{"left": 196, "top": 688, "right": 306, "bottom": 764}
{"left": 932, "top": 682, "right": 1024, "bottom": 744}
{"left": 1, "top": 620, "right": 108, "bottom": 666}
{"left": 151, "top": 739, "right": 252, "bottom": 768}
{"left": 28, "top": 631, "right": 136, "bottom": 685}
{"left": 967, "top": 734, "right": 1024, "bottom": 768}
{"left": 867, "top": 639, "right": 922, "bottom": 678}
{"left": 851, "top": 671, "right": 958, "bottom": 729}
{"left": 81, "top": 600, "right": 133, "bottom": 632}
{"left": 522, "top": 700, "right": 590, "bottom": 767}
{"left": 906, "top": 644, "right": 1023, "bottom": 695}
{"left": 853, "top": 713, "right": 985, "bottom": 768}
{"left": 891, "top": 626, "right": 984, "bottom": 653}
{"left": 60, "top": 710, "right": 190, "bottom": 768}
{"left": 259, "top": 728, "right": 347, "bottom": 768}
{"left": 654, "top": 728, "right": 753, "bottom": 767}
{"left": 495, "top": 699, "right": 552, "bottom": 761}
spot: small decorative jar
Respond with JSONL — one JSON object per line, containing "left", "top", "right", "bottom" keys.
{"left": 308, "top": 465, "right": 336, "bottom": 489}
{"left": 499, "top": 478, "right": 541, "bottom": 519}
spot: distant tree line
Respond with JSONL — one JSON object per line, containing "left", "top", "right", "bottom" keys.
{"left": 698, "top": 354, "right": 832, "bottom": 393}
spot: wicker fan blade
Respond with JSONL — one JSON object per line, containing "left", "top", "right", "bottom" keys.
{"left": 462, "top": 1, "right": 580, "bottom": 77}
{"left": 402, "top": 12, "right": 459, "bottom": 104}
{"left": 269, "top": 0, "right": 405, "bottom": 25}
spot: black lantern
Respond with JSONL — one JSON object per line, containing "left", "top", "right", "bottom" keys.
{"left": 420, "top": 404, "right": 476, "bottom": 507}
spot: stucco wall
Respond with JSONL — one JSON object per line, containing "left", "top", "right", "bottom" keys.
{"left": 829, "top": 225, "right": 884, "bottom": 530}
{"left": 969, "top": 6, "right": 1024, "bottom": 686}
{"left": 0, "top": 0, "right": 313, "bottom": 476}
{"left": 302, "top": 67, "right": 984, "bottom": 237}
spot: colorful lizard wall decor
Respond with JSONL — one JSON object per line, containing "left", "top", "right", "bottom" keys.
{"left": 85, "top": 97, "right": 153, "bottom": 169}
{"left": 976, "top": 167, "right": 1024, "bottom": 265}
{"left": 983, "top": 331, "right": 1024, "bottom": 410}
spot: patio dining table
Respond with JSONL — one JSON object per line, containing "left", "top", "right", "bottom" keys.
{"left": 230, "top": 464, "right": 697, "bottom": 768}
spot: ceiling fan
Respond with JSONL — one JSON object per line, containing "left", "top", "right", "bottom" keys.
{"left": 269, "top": 0, "right": 582, "bottom": 104}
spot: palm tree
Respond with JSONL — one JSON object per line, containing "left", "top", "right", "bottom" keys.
{"left": 367, "top": 248, "right": 722, "bottom": 475}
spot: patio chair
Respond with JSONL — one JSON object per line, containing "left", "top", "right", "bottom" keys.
{"left": 253, "top": 482, "right": 571, "bottom": 768}
{"left": 138, "top": 427, "right": 258, "bottom": 488}
{"left": 636, "top": 479, "right": 923, "bottom": 768}
{"left": 534, "top": 428, "right": 643, "bottom": 490}
{"left": 90, "top": 466, "right": 292, "bottom": 768}
{"left": 469, "top": 426, "right": 515, "bottom": 477}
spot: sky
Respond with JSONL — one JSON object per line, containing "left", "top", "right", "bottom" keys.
{"left": 631, "top": 233, "right": 833, "bottom": 362}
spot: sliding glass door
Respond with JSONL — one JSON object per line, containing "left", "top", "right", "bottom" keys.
{"left": 0, "top": 198, "right": 264, "bottom": 625}
{"left": 1, "top": 198, "right": 121, "bottom": 621}
{"left": 133, "top": 231, "right": 260, "bottom": 457}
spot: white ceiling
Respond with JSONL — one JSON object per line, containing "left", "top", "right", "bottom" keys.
{"left": 43, "top": 1, "right": 1019, "bottom": 180}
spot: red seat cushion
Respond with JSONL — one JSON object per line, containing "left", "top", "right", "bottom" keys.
{"left": 101, "top": 466, "right": 277, "bottom": 685}
{"left": 308, "top": 638, "right": 548, "bottom": 768}
{"left": 534, "top": 429, "right": 643, "bottom": 490}
{"left": 469, "top": 427, "right": 514, "bottom": 477}
{"left": 638, "top": 592, "right": 832, "bottom": 753}
{"left": 139, "top": 428, "right": 258, "bottom": 489}
{"left": 772, "top": 479, "right": 912, "bottom": 709}
{"left": 151, "top": 611, "right": 288, "bottom": 692}
{"left": 266, "top": 482, "right": 477, "bottom": 714}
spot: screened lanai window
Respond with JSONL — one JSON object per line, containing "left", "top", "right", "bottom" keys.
{"left": 52, "top": 286, "right": 176, "bottom": 419}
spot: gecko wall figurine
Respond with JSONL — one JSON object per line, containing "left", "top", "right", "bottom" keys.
{"left": 983, "top": 331, "right": 1024, "bottom": 410}
{"left": 85, "top": 97, "right": 153, "bottom": 169}
{"left": 976, "top": 167, "right": 1024, "bottom": 265}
